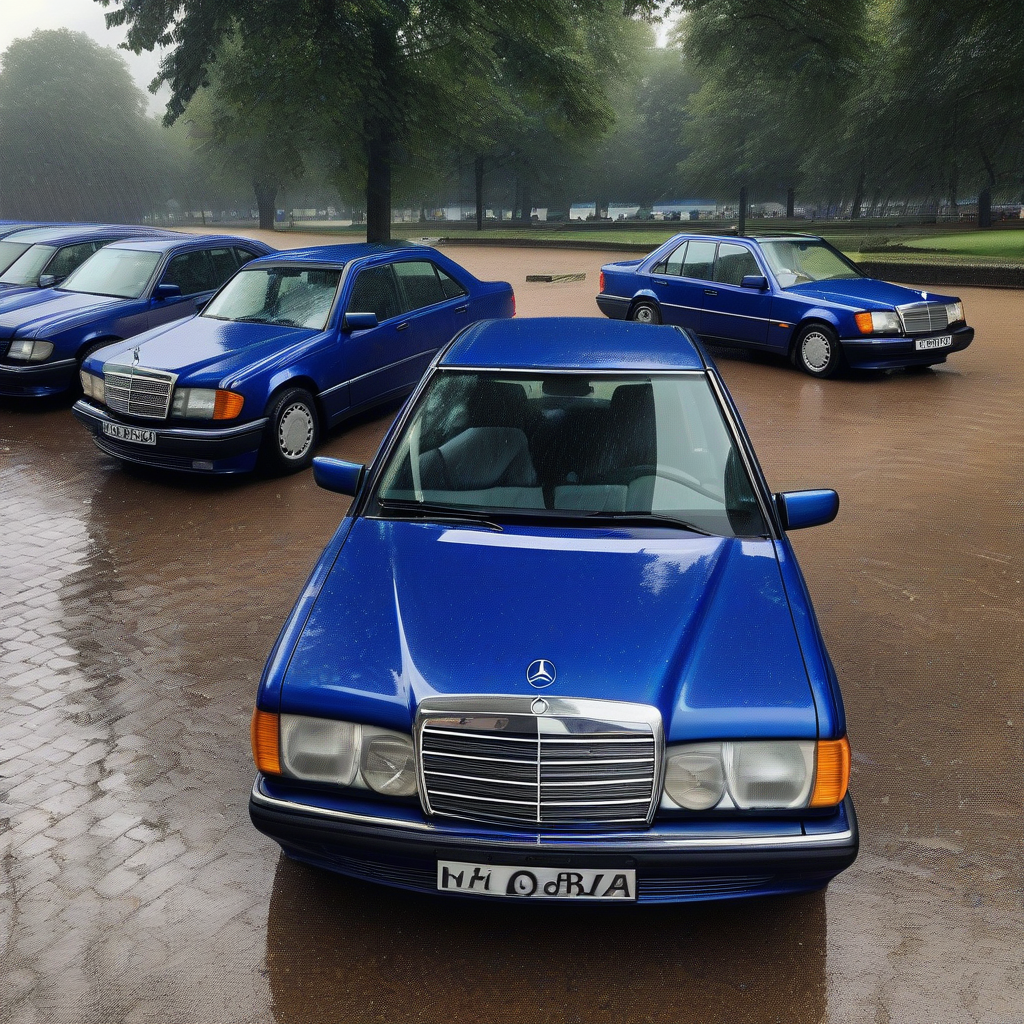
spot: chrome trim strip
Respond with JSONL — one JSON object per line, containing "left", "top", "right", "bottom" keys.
{"left": 250, "top": 778, "right": 855, "bottom": 851}
{"left": 0, "top": 357, "right": 78, "bottom": 373}
{"left": 660, "top": 301, "right": 771, "bottom": 323}
{"left": 73, "top": 400, "right": 267, "bottom": 438}
{"left": 329, "top": 348, "right": 438, "bottom": 392}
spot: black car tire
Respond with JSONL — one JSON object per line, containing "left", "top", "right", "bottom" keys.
{"left": 792, "top": 323, "right": 842, "bottom": 378}
{"left": 629, "top": 300, "right": 662, "bottom": 325}
{"left": 260, "top": 387, "right": 320, "bottom": 474}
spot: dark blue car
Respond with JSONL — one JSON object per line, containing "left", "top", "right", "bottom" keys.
{"left": 247, "top": 317, "right": 857, "bottom": 904}
{"left": 597, "top": 233, "right": 974, "bottom": 377}
{"left": 73, "top": 243, "right": 514, "bottom": 474}
{"left": 0, "top": 234, "right": 272, "bottom": 398}
{"left": 0, "top": 224, "right": 175, "bottom": 296}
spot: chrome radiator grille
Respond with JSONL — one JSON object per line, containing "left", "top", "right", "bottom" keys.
{"left": 417, "top": 697, "right": 661, "bottom": 827}
{"left": 897, "top": 302, "right": 950, "bottom": 335}
{"left": 103, "top": 364, "right": 176, "bottom": 419}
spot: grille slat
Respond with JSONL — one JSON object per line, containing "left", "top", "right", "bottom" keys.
{"left": 102, "top": 364, "right": 175, "bottom": 419}
{"left": 897, "top": 302, "right": 950, "bottom": 335}
{"left": 420, "top": 702, "right": 659, "bottom": 827}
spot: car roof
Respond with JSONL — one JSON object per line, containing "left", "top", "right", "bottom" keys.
{"left": 249, "top": 241, "right": 429, "bottom": 266}
{"left": 105, "top": 234, "right": 268, "bottom": 254}
{"left": 1, "top": 224, "right": 177, "bottom": 244}
{"left": 441, "top": 317, "right": 706, "bottom": 372}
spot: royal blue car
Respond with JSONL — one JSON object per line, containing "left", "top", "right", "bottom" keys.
{"left": 597, "top": 233, "right": 974, "bottom": 377}
{"left": 73, "top": 243, "right": 514, "bottom": 474}
{"left": 247, "top": 317, "right": 857, "bottom": 904}
{"left": 0, "top": 234, "right": 272, "bottom": 397}
{"left": 0, "top": 224, "right": 175, "bottom": 296}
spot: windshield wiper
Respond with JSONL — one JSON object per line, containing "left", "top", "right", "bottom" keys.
{"left": 583, "top": 512, "right": 713, "bottom": 536}
{"left": 376, "top": 498, "right": 503, "bottom": 531}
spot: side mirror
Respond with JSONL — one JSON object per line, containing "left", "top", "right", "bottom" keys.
{"left": 313, "top": 456, "right": 365, "bottom": 496}
{"left": 154, "top": 282, "right": 182, "bottom": 301}
{"left": 775, "top": 489, "right": 839, "bottom": 530}
{"left": 342, "top": 311, "right": 379, "bottom": 332}
{"left": 741, "top": 274, "right": 768, "bottom": 290}
{"left": 38, "top": 274, "right": 58, "bottom": 288}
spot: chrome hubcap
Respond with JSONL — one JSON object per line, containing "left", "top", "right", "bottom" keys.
{"left": 633, "top": 305, "right": 654, "bottom": 323}
{"left": 278, "top": 403, "right": 314, "bottom": 459}
{"left": 802, "top": 331, "right": 831, "bottom": 371}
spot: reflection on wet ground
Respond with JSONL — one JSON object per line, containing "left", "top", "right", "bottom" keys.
{"left": 0, "top": 246, "right": 1021, "bottom": 1022}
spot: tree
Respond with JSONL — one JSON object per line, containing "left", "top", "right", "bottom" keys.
{"left": 98, "top": 0, "right": 631, "bottom": 242}
{"left": 0, "top": 29, "right": 161, "bottom": 221}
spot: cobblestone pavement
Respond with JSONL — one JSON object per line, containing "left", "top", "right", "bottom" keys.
{"left": 0, "top": 242, "right": 1021, "bottom": 1023}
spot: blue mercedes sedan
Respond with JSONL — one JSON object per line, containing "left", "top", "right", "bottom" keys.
{"left": 0, "top": 234, "right": 272, "bottom": 397}
{"left": 73, "top": 243, "right": 514, "bottom": 474}
{"left": 597, "top": 233, "right": 974, "bottom": 377}
{"left": 247, "top": 317, "right": 857, "bottom": 904}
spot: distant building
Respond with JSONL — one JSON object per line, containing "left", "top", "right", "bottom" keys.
{"left": 569, "top": 202, "right": 597, "bottom": 220}
{"left": 608, "top": 204, "right": 641, "bottom": 221}
{"left": 652, "top": 199, "right": 718, "bottom": 220}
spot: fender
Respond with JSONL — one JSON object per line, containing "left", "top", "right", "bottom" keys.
{"left": 794, "top": 307, "right": 843, "bottom": 333}
{"left": 630, "top": 287, "right": 661, "bottom": 305}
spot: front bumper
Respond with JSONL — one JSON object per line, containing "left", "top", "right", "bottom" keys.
{"left": 249, "top": 774, "right": 859, "bottom": 904}
{"left": 841, "top": 324, "right": 974, "bottom": 369}
{"left": 0, "top": 357, "right": 78, "bottom": 397}
{"left": 72, "top": 398, "right": 267, "bottom": 473}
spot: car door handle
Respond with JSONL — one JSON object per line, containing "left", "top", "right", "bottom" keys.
{"left": 396, "top": 321, "right": 410, "bottom": 331}
{"left": 704, "top": 289, "right": 718, "bottom": 296}
{"left": 454, "top": 304, "right": 468, "bottom": 313}
{"left": 654, "top": 279, "right": 668, "bottom": 286}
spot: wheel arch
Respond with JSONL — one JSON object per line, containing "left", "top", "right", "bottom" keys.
{"left": 788, "top": 312, "right": 842, "bottom": 357}
{"left": 75, "top": 334, "right": 123, "bottom": 361}
{"left": 626, "top": 290, "right": 662, "bottom": 318}
{"left": 263, "top": 373, "right": 324, "bottom": 421}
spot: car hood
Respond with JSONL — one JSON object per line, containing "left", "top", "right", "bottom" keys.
{"left": 95, "top": 315, "right": 321, "bottom": 383}
{"left": 786, "top": 277, "right": 953, "bottom": 309}
{"left": 280, "top": 519, "right": 818, "bottom": 741}
{"left": 0, "top": 289, "right": 121, "bottom": 337}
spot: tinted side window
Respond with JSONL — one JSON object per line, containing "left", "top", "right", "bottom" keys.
{"left": 714, "top": 243, "right": 761, "bottom": 286}
{"left": 161, "top": 250, "right": 217, "bottom": 295}
{"left": 437, "top": 266, "right": 467, "bottom": 299}
{"left": 233, "top": 247, "right": 259, "bottom": 267}
{"left": 347, "top": 265, "right": 401, "bottom": 321}
{"left": 663, "top": 242, "right": 687, "bottom": 276}
{"left": 208, "top": 247, "right": 239, "bottom": 284}
{"left": 681, "top": 240, "right": 717, "bottom": 281}
{"left": 46, "top": 241, "right": 100, "bottom": 280}
{"left": 394, "top": 260, "right": 446, "bottom": 312}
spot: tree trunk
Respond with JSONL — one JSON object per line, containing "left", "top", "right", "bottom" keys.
{"left": 978, "top": 186, "right": 992, "bottom": 228}
{"left": 738, "top": 186, "right": 747, "bottom": 236}
{"left": 475, "top": 156, "right": 485, "bottom": 231}
{"left": 254, "top": 180, "right": 276, "bottom": 231}
{"left": 850, "top": 169, "right": 866, "bottom": 220}
{"left": 365, "top": 124, "right": 392, "bottom": 243}
{"left": 786, "top": 186, "right": 795, "bottom": 219}
{"left": 519, "top": 180, "right": 532, "bottom": 226}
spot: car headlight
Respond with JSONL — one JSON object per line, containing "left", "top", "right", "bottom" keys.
{"left": 662, "top": 738, "right": 849, "bottom": 810}
{"left": 259, "top": 711, "right": 418, "bottom": 797}
{"left": 7, "top": 339, "right": 54, "bottom": 362}
{"left": 80, "top": 370, "right": 105, "bottom": 402}
{"left": 946, "top": 300, "right": 964, "bottom": 324}
{"left": 854, "top": 310, "right": 901, "bottom": 334}
{"left": 171, "top": 387, "right": 244, "bottom": 420}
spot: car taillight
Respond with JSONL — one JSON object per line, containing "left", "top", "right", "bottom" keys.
{"left": 600, "top": 271, "right": 605, "bottom": 292}
{"left": 512, "top": 292, "right": 516, "bottom": 317}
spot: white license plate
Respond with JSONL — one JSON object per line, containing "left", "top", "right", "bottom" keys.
{"left": 437, "top": 860, "right": 636, "bottom": 900}
{"left": 915, "top": 335, "right": 953, "bottom": 351}
{"left": 102, "top": 422, "right": 156, "bottom": 445}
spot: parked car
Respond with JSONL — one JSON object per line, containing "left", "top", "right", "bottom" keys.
{"left": 73, "top": 243, "right": 515, "bottom": 474}
{"left": 0, "top": 234, "right": 273, "bottom": 398}
{"left": 596, "top": 233, "right": 974, "bottom": 377}
{"left": 247, "top": 316, "right": 857, "bottom": 904}
{"left": 0, "top": 224, "right": 176, "bottom": 296}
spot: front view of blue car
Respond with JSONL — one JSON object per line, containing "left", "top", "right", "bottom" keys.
{"left": 248, "top": 317, "right": 857, "bottom": 904}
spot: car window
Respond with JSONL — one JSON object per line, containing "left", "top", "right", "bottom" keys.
{"left": 347, "top": 265, "right": 401, "bottom": 321}
{"left": 233, "top": 247, "right": 259, "bottom": 267}
{"left": 202, "top": 266, "right": 342, "bottom": 329}
{"left": 394, "top": 260, "right": 446, "bottom": 312}
{"left": 61, "top": 248, "right": 163, "bottom": 299}
{"left": 208, "top": 247, "right": 239, "bottom": 283}
{"left": 160, "top": 249, "right": 217, "bottom": 295}
{"left": 652, "top": 242, "right": 687, "bottom": 276}
{"left": 0, "top": 240, "right": 31, "bottom": 275}
{"left": 680, "top": 240, "right": 717, "bottom": 282}
{"left": 436, "top": 266, "right": 467, "bottom": 299}
{"left": 45, "top": 241, "right": 101, "bottom": 282}
{"left": 0, "top": 244, "right": 57, "bottom": 285}
{"left": 714, "top": 243, "right": 761, "bottom": 286}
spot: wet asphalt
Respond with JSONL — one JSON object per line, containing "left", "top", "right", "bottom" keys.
{"left": 0, "top": 238, "right": 1021, "bottom": 1022}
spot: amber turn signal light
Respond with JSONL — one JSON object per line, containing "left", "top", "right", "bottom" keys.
{"left": 809, "top": 736, "right": 851, "bottom": 806}
{"left": 251, "top": 709, "right": 281, "bottom": 775}
{"left": 213, "top": 390, "right": 245, "bottom": 420}
{"left": 854, "top": 312, "right": 874, "bottom": 334}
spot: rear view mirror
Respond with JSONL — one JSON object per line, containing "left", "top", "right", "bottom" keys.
{"left": 154, "top": 283, "right": 182, "bottom": 301}
{"left": 313, "top": 456, "right": 365, "bottom": 496}
{"left": 38, "top": 274, "right": 57, "bottom": 288}
{"left": 342, "top": 312, "right": 379, "bottom": 332}
{"left": 741, "top": 275, "right": 768, "bottom": 290}
{"left": 775, "top": 489, "right": 839, "bottom": 530}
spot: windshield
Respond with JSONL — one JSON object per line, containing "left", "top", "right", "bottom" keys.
{"left": 61, "top": 248, "right": 162, "bottom": 298}
{"left": 373, "top": 371, "right": 767, "bottom": 538}
{"left": 0, "top": 245, "right": 56, "bottom": 285}
{"left": 203, "top": 266, "right": 342, "bottom": 329}
{"left": 0, "top": 240, "right": 31, "bottom": 276}
{"left": 759, "top": 239, "right": 863, "bottom": 289}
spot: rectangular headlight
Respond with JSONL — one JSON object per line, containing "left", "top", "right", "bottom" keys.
{"left": 171, "top": 387, "right": 243, "bottom": 419}
{"left": 946, "top": 300, "right": 964, "bottom": 324}
{"left": 80, "top": 370, "right": 105, "bottom": 401}
{"left": 7, "top": 339, "right": 54, "bottom": 362}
